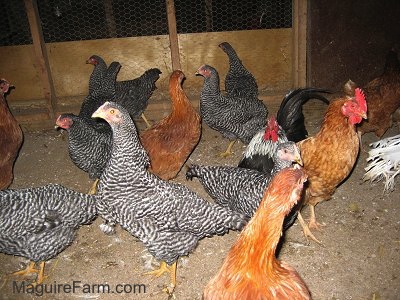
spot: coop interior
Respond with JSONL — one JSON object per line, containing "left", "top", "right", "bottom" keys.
{"left": 0, "top": 0, "right": 399, "bottom": 299}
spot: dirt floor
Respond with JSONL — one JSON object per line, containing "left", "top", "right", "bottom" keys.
{"left": 0, "top": 98, "right": 399, "bottom": 300}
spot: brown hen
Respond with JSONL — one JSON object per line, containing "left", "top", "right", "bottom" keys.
{"left": 0, "top": 79, "right": 23, "bottom": 189}
{"left": 296, "top": 88, "right": 367, "bottom": 243}
{"left": 203, "top": 166, "right": 311, "bottom": 300}
{"left": 358, "top": 48, "right": 400, "bottom": 138}
{"left": 140, "top": 70, "right": 201, "bottom": 180}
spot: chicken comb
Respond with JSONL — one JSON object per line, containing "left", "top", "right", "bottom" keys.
{"left": 354, "top": 88, "right": 367, "bottom": 112}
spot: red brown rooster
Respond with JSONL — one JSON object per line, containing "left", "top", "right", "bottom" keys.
{"left": 297, "top": 88, "right": 367, "bottom": 243}
{"left": 358, "top": 48, "right": 400, "bottom": 138}
{"left": 0, "top": 79, "right": 23, "bottom": 189}
{"left": 203, "top": 166, "right": 311, "bottom": 300}
{"left": 140, "top": 70, "right": 201, "bottom": 180}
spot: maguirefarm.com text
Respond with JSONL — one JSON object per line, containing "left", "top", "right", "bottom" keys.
{"left": 13, "top": 281, "right": 146, "bottom": 297}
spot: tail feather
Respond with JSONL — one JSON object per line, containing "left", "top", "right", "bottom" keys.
{"left": 276, "top": 88, "right": 331, "bottom": 142}
{"left": 363, "top": 134, "right": 400, "bottom": 192}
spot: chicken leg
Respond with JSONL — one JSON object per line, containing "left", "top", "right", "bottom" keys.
{"left": 297, "top": 212, "right": 322, "bottom": 245}
{"left": 220, "top": 140, "right": 236, "bottom": 158}
{"left": 11, "top": 261, "right": 47, "bottom": 285}
{"left": 144, "top": 260, "right": 177, "bottom": 295}
{"left": 308, "top": 205, "right": 326, "bottom": 230}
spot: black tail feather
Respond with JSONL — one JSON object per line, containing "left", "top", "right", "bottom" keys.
{"left": 276, "top": 88, "right": 331, "bottom": 142}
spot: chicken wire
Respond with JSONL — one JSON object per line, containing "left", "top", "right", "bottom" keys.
{"left": 0, "top": 0, "right": 292, "bottom": 46}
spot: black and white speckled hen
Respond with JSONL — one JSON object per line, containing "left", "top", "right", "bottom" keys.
{"left": 238, "top": 88, "right": 330, "bottom": 173}
{"left": 86, "top": 54, "right": 108, "bottom": 95}
{"left": 186, "top": 142, "right": 303, "bottom": 229}
{"left": 86, "top": 54, "right": 161, "bottom": 127}
{"left": 196, "top": 64, "right": 268, "bottom": 157}
{"left": 219, "top": 42, "right": 258, "bottom": 98}
{"left": 91, "top": 101, "right": 247, "bottom": 294}
{"left": 0, "top": 184, "right": 96, "bottom": 284}
{"left": 56, "top": 63, "right": 120, "bottom": 193}
{"left": 55, "top": 114, "right": 112, "bottom": 183}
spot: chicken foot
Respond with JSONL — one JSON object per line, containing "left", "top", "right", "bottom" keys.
{"left": 144, "top": 261, "right": 177, "bottom": 295}
{"left": 220, "top": 140, "right": 236, "bottom": 158}
{"left": 297, "top": 212, "right": 322, "bottom": 245}
{"left": 308, "top": 205, "right": 326, "bottom": 230}
{"left": 10, "top": 261, "right": 47, "bottom": 285}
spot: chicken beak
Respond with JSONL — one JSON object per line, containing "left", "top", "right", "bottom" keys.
{"left": 361, "top": 112, "right": 367, "bottom": 119}
{"left": 295, "top": 155, "right": 303, "bottom": 167}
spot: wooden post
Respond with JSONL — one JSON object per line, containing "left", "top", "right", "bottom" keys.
{"left": 292, "top": 0, "right": 307, "bottom": 87}
{"left": 165, "top": 0, "right": 181, "bottom": 70}
{"left": 24, "top": 0, "right": 56, "bottom": 118}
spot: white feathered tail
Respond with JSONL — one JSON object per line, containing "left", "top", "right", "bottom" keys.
{"left": 363, "top": 134, "right": 400, "bottom": 192}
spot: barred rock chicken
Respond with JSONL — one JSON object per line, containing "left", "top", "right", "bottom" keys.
{"left": 358, "top": 48, "right": 400, "bottom": 138}
{"left": 238, "top": 88, "right": 330, "bottom": 174}
{"left": 363, "top": 134, "right": 400, "bottom": 192}
{"left": 203, "top": 167, "right": 311, "bottom": 300}
{"left": 0, "top": 79, "right": 23, "bottom": 189}
{"left": 86, "top": 55, "right": 108, "bottom": 95}
{"left": 140, "top": 70, "right": 201, "bottom": 180}
{"left": 55, "top": 114, "right": 112, "bottom": 183}
{"left": 86, "top": 54, "right": 161, "bottom": 127}
{"left": 186, "top": 142, "right": 302, "bottom": 229}
{"left": 0, "top": 184, "right": 96, "bottom": 284}
{"left": 92, "top": 101, "right": 247, "bottom": 294}
{"left": 219, "top": 41, "right": 258, "bottom": 98}
{"left": 297, "top": 88, "right": 367, "bottom": 243}
{"left": 56, "top": 62, "right": 120, "bottom": 193}
{"left": 196, "top": 64, "right": 268, "bottom": 157}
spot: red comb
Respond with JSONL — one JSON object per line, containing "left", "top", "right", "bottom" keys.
{"left": 354, "top": 88, "right": 367, "bottom": 113}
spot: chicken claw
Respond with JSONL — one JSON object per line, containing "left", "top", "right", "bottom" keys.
{"left": 220, "top": 140, "right": 236, "bottom": 158}
{"left": 308, "top": 206, "right": 326, "bottom": 230}
{"left": 144, "top": 261, "right": 177, "bottom": 295}
{"left": 10, "top": 261, "right": 47, "bottom": 285}
{"left": 297, "top": 212, "right": 323, "bottom": 245}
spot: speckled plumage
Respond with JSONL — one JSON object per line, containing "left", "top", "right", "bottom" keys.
{"left": 86, "top": 55, "right": 108, "bottom": 95}
{"left": 219, "top": 42, "right": 258, "bottom": 98}
{"left": 186, "top": 142, "right": 302, "bottom": 229}
{"left": 0, "top": 184, "right": 96, "bottom": 263}
{"left": 93, "top": 102, "right": 247, "bottom": 265}
{"left": 197, "top": 64, "right": 268, "bottom": 144}
{"left": 86, "top": 54, "right": 161, "bottom": 119}
{"left": 56, "top": 114, "right": 112, "bottom": 180}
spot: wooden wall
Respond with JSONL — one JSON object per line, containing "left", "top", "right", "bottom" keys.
{"left": 0, "top": 29, "right": 294, "bottom": 127}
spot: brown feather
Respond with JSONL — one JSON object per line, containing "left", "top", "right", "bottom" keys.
{"left": 0, "top": 80, "right": 23, "bottom": 189}
{"left": 203, "top": 167, "right": 311, "bottom": 300}
{"left": 140, "top": 70, "right": 201, "bottom": 180}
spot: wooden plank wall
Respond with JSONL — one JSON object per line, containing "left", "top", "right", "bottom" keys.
{"left": 0, "top": 29, "right": 293, "bottom": 128}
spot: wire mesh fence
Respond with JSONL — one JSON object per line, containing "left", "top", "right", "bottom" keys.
{"left": 0, "top": 0, "right": 292, "bottom": 46}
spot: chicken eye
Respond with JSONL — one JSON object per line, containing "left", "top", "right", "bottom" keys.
{"left": 110, "top": 109, "right": 115, "bottom": 114}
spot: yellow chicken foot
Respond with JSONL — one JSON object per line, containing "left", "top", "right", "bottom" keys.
{"left": 141, "top": 113, "right": 152, "bottom": 128}
{"left": 308, "top": 205, "right": 326, "bottom": 230}
{"left": 144, "top": 261, "right": 177, "bottom": 295}
{"left": 220, "top": 140, "right": 236, "bottom": 158}
{"left": 145, "top": 261, "right": 170, "bottom": 278}
{"left": 88, "top": 178, "right": 99, "bottom": 195}
{"left": 11, "top": 261, "right": 47, "bottom": 284}
{"left": 297, "top": 212, "right": 322, "bottom": 245}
